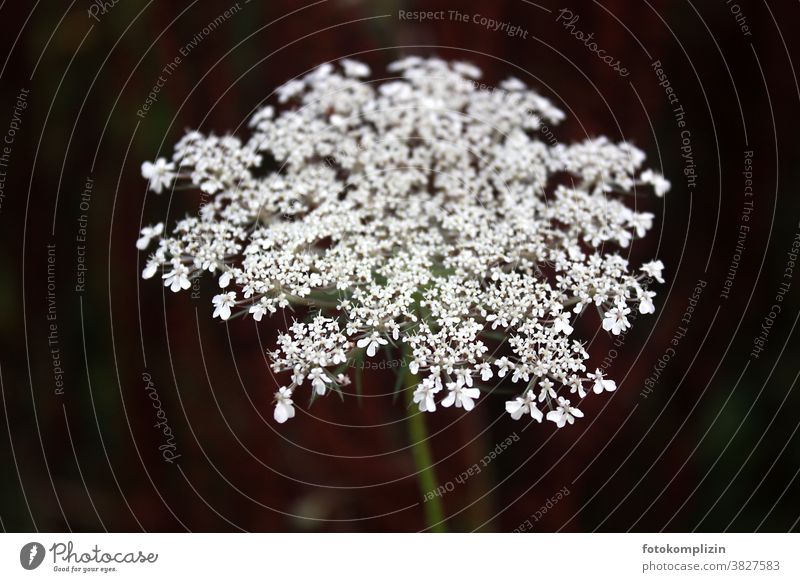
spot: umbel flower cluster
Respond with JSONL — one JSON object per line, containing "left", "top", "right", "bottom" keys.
{"left": 138, "top": 57, "right": 668, "bottom": 427}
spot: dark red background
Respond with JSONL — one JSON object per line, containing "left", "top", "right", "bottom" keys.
{"left": 1, "top": 0, "right": 798, "bottom": 532}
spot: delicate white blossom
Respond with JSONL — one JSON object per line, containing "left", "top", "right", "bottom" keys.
{"left": 588, "top": 368, "right": 616, "bottom": 394}
{"left": 602, "top": 305, "right": 632, "bottom": 335}
{"left": 356, "top": 332, "right": 389, "bottom": 358}
{"left": 552, "top": 311, "right": 574, "bottom": 335}
{"left": 640, "top": 169, "right": 671, "bottom": 197}
{"left": 340, "top": 58, "right": 371, "bottom": 78}
{"left": 273, "top": 387, "right": 296, "bottom": 423}
{"left": 212, "top": 292, "right": 236, "bottom": 320}
{"left": 136, "top": 223, "right": 163, "bottom": 250}
{"left": 141, "top": 158, "right": 175, "bottom": 194}
{"left": 413, "top": 377, "right": 442, "bottom": 412}
{"left": 138, "top": 58, "right": 668, "bottom": 424}
{"left": 638, "top": 290, "right": 656, "bottom": 314}
{"left": 641, "top": 260, "right": 665, "bottom": 283}
{"left": 249, "top": 300, "right": 271, "bottom": 321}
{"left": 162, "top": 263, "right": 191, "bottom": 292}
{"left": 537, "top": 378, "right": 557, "bottom": 402}
{"left": 546, "top": 397, "right": 584, "bottom": 428}
{"left": 308, "top": 367, "right": 332, "bottom": 396}
{"left": 505, "top": 390, "right": 544, "bottom": 422}
{"left": 628, "top": 212, "right": 654, "bottom": 238}
{"left": 142, "top": 258, "right": 159, "bottom": 279}
{"left": 441, "top": 381, "right": 481, "bottom": 411}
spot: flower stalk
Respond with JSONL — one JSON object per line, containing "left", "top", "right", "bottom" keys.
{"left": 402, "top": 352, "right": 446, "bottom": 532}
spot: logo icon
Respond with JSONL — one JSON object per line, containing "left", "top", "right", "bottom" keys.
{"left": 20, "top": 542, "right": 45, "bottom": 570}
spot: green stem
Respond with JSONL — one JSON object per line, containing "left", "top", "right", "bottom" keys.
{"left": 402, "top": 360, "right": 447, "bottom": 532}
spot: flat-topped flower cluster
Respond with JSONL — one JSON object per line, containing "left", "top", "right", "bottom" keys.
{"left": 137, "top": 57, "right": 668, "bottom": 427}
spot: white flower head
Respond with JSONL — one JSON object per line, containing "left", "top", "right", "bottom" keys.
{"left": 356, "top": 332, "right": 389, "bottom": 357}
{"left": 141, "top": 158, "right": 175, "bottom": 194}
{"left": 505, "top": 389, "right": 543, "bottom": 422}
{"left": 138, "top": 58, "right": 667, "bottom": 425}
{"left": 340, "top": 58, "right": 370, "bottom": 78}
{"left": 249, "top": 301, "right": 270, "bottom": 321}
{"left": 307, "top": 367, "right": 332, "bottom": 396}
{"left": 537, "top": 378, "right": 556, "bottom": 402}
{"left": 136, "top": 223, "right": 163, "bottom": 250}
{"left": 641, "top": 260, "right": 665, "bottom": 283}
{"left": 628, "top": 212, "right": 654, "bottom": 238}
{"left": 142, "top": 258, "right": 160, "bottom": 279}
{"left": 602, "top": 305, "right": 632, "bottom": 335}
{"left": 413, "top": 376, "right": 442, "bottom": 412}
{"left": 640, "top": 169, "right": 671, "bottom": 197}
{"left": 638, "top": 290, "right": 656, "bottom": 314}
{"left": 546, "top": 397, "right": 584, "bottom": 428}
{"left": 478, "top": 363, "right": 493, "bottom": 382}
{"left": 587, "top": 368, "right": 616, "bottom": 394}
{"left": 553, "top": 311, "right": 574, "bottom": 335}
{"left": 273, "top": 387, "right": 295, "bottom": 423}
{"left": 162, "top": 263, "right": 191, "bottom": 292}
{"left": 212, "top": 292, "right": 236, "bottom": 320}
{"left": 441, "top": 380, "right": 481, "bottom": 411}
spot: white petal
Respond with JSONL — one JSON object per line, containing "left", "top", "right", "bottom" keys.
{"left": 274, "top": 403, "right": 289, "bottom": 423}
{"left": 463, "top": 387, "right": 480, "bottom": 400}
{"left": 505, "top": 400, "right": 522, "bottom": 415}
{"left": 142, "top": 263, "right": 158, "bottom": 279}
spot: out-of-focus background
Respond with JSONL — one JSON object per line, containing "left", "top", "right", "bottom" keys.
{"left": 1, "top": 0, "right": 799, "bottom": 532}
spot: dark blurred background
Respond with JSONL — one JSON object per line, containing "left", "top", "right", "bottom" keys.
{"left": 1, "top": 0, "right": 799, "bottom": 532}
